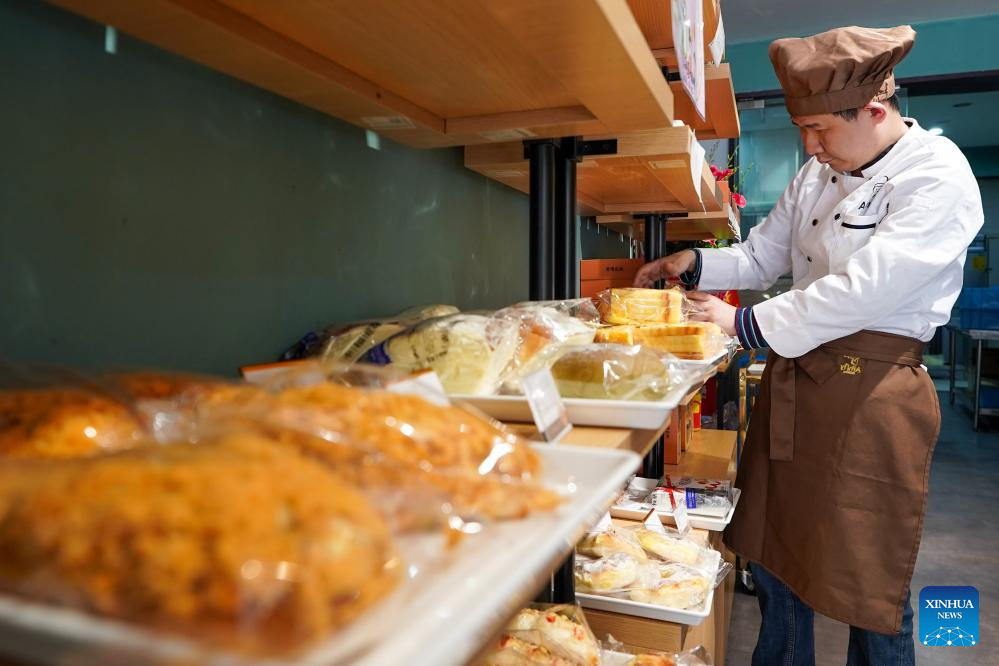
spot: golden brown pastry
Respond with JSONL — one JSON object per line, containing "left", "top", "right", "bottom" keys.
{"left": 632, "top": 322, "right": 726, "bottom": 360}
{"left": 0, "top": 433, "right": 400, "bottom": 651}
{"left": 0, "top": 387, "right": 144, "bottom": 460}
{"left": 634, "top": 529, "right": 701, "bottom": 565}
{"left": 575, "top": 553, "right": 641, "bottom": 592}
{"left": 550, "top": 345, "right": 671, "bottom": 401}
{"left": 483, "top": 635, "right": 575, "bottom": 665}
{"left": 597, "top": 288, "right": 684, "bottom": 326}
{"left": 593, "top": 325, "right": 636, "bottom": 345}
{"left": 630, "top": 654, "right": 678, "bottom": 666}
{"left": 577, "top": 528, "right": 648, "bottom": 561}
{"left": 501, "top": 607, "right": 600, "bottom": 666}
{"left": 627, "top": 564, "right": 712, "bottom": 609}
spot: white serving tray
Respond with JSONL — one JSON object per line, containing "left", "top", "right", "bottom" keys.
{"left": 577, "top": 584, "right": 713, "bottom": 625}
{"left": 453, "top": 380, "right": 695, "bottom": 430}
{"left": 0, "top": 445, "right": 640, "bottom": 666}
{"left": 611, "top": 488, "right": 741, "bottom": 532}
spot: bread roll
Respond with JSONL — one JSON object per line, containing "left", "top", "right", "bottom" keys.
{"left": 632, "top": 322, "right": 726, "bottom": 360}
{"left": 550, "top": 344, "right": 670, "bottom": 401}
{"left": 577, "top": 528, "right": 648, "bottom": 561}
{"left": 634, "top": 528, "right": 701, "bottom": 565}
{"left": 575, "top": 553, "right": 641, "bottom": 591}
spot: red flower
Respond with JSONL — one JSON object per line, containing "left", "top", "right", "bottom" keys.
{"left": 731, "top": 192, "right": 747, "bottom": 208}
{"left": 710, "top": 164, "right": 733, "bottom": 181}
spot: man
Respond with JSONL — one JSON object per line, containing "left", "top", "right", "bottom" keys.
{"left": 634, "top": 26, "right": 982, "bottom": 666}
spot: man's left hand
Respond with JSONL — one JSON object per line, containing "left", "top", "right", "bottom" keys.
{"left": 686, "top": 291, "right": 737, "bottom": 337}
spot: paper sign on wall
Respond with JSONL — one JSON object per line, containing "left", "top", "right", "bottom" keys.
{"left": 521, "top": 368, "right": 572, "bottom": 443}
{"left": 671, "top": 0, "right": 705, "bottom": 121}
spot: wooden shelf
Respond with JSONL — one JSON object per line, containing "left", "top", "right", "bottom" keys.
{"left": 505, "top": 422, "right": 667, "bottom": 459}
{"left": 671, "top": 64, "right": 740, "bottom": 140}
{"left": 51, "top": 0, "right": 675, "bottom": 149}
{"left": 628, "top": 0, "right": 722, "bottom": 62}
{"left": 465, "top": 127, "right": 722, "bottom": 216}
{"left": 595, "top": 201, "right": 740, "bottom": 241}
{"left": 665, "top": 429, "right": 738, "bottom": 481}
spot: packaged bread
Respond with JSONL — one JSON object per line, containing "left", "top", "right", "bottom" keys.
{"left": 632, "top": 322, "right": 727, "bottom": 361}
{"left": 362, "top": 314, "right": 519, "bottom": 395}
{"left": 550, "top": 344, "right": 671, "bottom": 401}
{"left": 594, "top": 325, "right": 636, "bottom": 345}
{"left": 0, "top": 432, "right": 401, "bottom": 652}
{"left": 627, "top": 564, "right": 713, "bottom": 610}
{"left": 0, "top": 386, "right": 145, "bottom": 460}
{"left": 484, "top": 635, "right": 576, "bottom": 665}
{"left": 574, "top": 553, "right": 642, "bottom": 592}
{"left": 493, "top": 605, "right": 600, "bottom": 666}
{"left": 596, "top": 288, "right": 685, "bottom": 326}
{"left": 634, "top": 528, "right": 702, "bottom": 565}
{"left": 492, "top": 304, "right": 596, "bottom": 386}
{"left": 577, "top": 527, "right": 647, "bottom": 561}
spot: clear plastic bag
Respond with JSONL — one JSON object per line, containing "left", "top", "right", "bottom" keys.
{"left": 0, "top": 429, "right": 402, "bottom": 655}
{"left": 574, "top": 553, "right": 646, "bottom": 592}
{"left": 483, "top": 603, "right": 601, "bottom": 666}
{"left": 548, "top": 344, "right": 701, "bottom": 402}
{"left": 577, "top": 526, "right": 648, "bottom": 561}
{"left": 361, "top": 313, "right": 520, "bottom": 395}
{"left": 594, "top": 287, "right": 688, "bottom": 326}
{"left": 601, "top": 641, "right": 714, "bottom": 665}
{"left": 595, "top": 322, "right": 731, "bottom": 362}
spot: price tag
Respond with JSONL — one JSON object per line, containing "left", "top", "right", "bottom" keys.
{"left": 642, "top": 507, "right": 667, "bottom": 533}
{"left": 589, "top": 511, "right": 613, "bottom": 534}
{"left": 386, "top": 371, "right": 450, "bottom": 407}
{"left": 662, "top": 476, "right": 692, "bottom": 538}
{"left": 520, "top": 368, "right": 572, "bottom": 443}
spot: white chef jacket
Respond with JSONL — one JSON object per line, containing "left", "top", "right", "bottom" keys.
{"left": 698, "top": 119, "right": 984, "bottom": 358}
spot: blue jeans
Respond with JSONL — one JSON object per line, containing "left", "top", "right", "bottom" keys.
{"left": 750, "top": 562, "right": 915, "bottom": 666}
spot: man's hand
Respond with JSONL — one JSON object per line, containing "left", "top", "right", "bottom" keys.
{"left": 632, "top": 250, "right": 697, "bottom": 288}
{"left": 686, "top": 291, "right": 737, "bottom": 337}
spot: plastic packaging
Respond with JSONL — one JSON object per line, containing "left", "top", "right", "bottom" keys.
{"left": 492, "top": 303, "right": 596, "bottom": 390}
{"left": 594, "top": 287, "right": 688, "bottom": 326}
{"left": 594, "top": 322, "right": 730, "bottom": 362}
{"left": 601, "top": 642, "right": 714, "bottom": 665}
{"left": 577, "top": 527, "right": 648, "bottom": 561}
{"left": 549, "top": 344, "right": 701, "bottom": 402}
{"left": 0, "top": 430, "right": 402, "bottom": 654}
{"left": 575, "top": 553, "right": 645, "bottom": 592}
{"left": 362, "top": 313, "right": 520, "bottom": 395}
{"left": 483, "top": 604, "right": 601, "bottom": 666}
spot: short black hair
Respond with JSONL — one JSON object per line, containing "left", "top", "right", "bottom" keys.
{"left": 831, "top": 93, "right": 901, "bottom": 120}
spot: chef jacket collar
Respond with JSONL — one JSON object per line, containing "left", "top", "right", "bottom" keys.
{"left": 842, "top": 118, "right": 914, "bottom": 178}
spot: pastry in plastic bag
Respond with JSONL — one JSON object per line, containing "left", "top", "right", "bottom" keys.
{"left": 0, "top": 387, "right": 145, "bottom": 460}
{"left": 593, "top": 325, "right": 636, "bottom": 345}
{"left": 363, "top": 314, "right": 519, "bottom": 395}
{"left": 632, "top": 323, "right": 727, "bottom": 361}
{"left": 634, "top": 528, "right": 702, "bottom": 565}
{"left": 317, "top": 321, "right": 405, "bottom": 364}
{"left": 627, "top": 564, "right": 712, "bottom": 609}
{"left": 492, "top": 304, "right": 596, "bottom": 386}
{"left": 596, "top": 288, "right": 684, "bottom": 326}
{"left": 574, "top": 553, "right": 642, "bottom": 592}
{"left": 484, "top": 634, "right": 576, "bottom": 665}
{"left": 501, "top": 606, "right": 600, "bottom": 666}
{"left": 550, "top": 344, "right": 671, "bottom": 401}
{"left": 0, "top": 432, "right": 401, "bottom": 650}
{"left": 577, "top": 528, "right": 647, "bottom": 561}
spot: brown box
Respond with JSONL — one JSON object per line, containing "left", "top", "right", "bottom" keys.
{"left": 581, "top": 277, "right": 634, "bottom": 297}
{"left": 580, "top": 258, "right": 645, "bottom": 281}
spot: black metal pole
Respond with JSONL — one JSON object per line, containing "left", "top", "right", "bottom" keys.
{"left": 552, "top": 551, "right": 576, "bottom": 603}
{"left": 554, "top": 138, "right": 579, "bottom": 300}
{"left": 528, "top": 140, "right": 556, "bottom": 301}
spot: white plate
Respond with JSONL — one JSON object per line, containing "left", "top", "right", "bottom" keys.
{"left": 611, "top": 488, "right": 741, "bottom": 532}
{"left": 0, "top": 445, "right": 640, "bottom": 666}
{"left": 577, "top": 585, "right": 713, "bottom": 625}
{"left": 453, "top": 381, "right": 694, "bottom": 430}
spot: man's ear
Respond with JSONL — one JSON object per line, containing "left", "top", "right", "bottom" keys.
{"left": 863, "top": 102, "right": 889, "bottom": 124}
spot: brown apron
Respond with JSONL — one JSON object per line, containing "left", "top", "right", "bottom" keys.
{"left": 723, "top": 330, "right": 940, "bottom": 634}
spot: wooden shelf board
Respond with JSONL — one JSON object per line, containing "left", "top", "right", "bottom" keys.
{"left": 664, "top": 429, "right": 738, "bottom": 481}
{"left": 671, "top": 64, "right": 741, "bottom": 140}
{"left": 628, "top": 0, "right": 722, "bottom": 53}
{"left": 50, "top": 0, "right": 674, "bottom": 149}
{"left": 466, "top": 127, "right": 722, "bottom": 216}
{"left": 595, "top": 200, "right": 739, "bottom": 241}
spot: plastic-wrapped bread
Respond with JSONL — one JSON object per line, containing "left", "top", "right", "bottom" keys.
{"left": 627, "top": 564, "right": 712, "bottom": 610}
{"left": 0, "top": 387, "right": 145, "bottom": 460}
{"left": 574, "top": 553, "right": 642, "bottom": 592}
{"left": 483, "top": 635, "right": 576, "bottom": 665}
{"left": 596, "top": 288, "right": 684, "bottom": 325}
{"left": 594, "top": 325, "right": 636, "bottom": 345}
{"left": 550, "top": 344, "right": 671, "bottom": 401}
{"left": 632, "top": 322, "right": 726, "bottom": 361}
{"left": 500, "top": 606, "right": 600, "bottom": 666}
{"left": 634, "top": 528, "right": 702, "bottom": 565}
{"left": 363, "top": 314, "right": 519, "bottom": 395}
{"left": 492, "top": 304, "right": 596, "bottom": 387}
{"left": 0, "top": 432, "right": 401, "bottom": 651}
{"left": 577, "top": 527, "right": 648, "bottom": 561}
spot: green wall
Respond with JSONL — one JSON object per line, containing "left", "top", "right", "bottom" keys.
{"left": 0, "top": 0, "right": 530, "bottom": 375}
{"left": 728, "top": 13, "right": 999, "bottom": 94}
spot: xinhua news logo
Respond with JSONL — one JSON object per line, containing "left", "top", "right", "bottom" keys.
{"left": 919, "top": 586, "right": 979, "bottom": 647}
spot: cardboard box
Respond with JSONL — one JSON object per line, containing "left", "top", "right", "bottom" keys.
{"left": 580, "top": 277, "right": 635, "bottom": 297}
{"left": 580, "top": 258, "right": 645, "bottom": 281}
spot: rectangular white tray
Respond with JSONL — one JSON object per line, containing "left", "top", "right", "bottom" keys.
{"left": 611, "top": 487, "right": 742, "bottom": 532}
{"left": 0, "top": 445, "right": 641, "bottom": 666}
{"left": 577, "top": 583, "right": 713, "bottom": 625}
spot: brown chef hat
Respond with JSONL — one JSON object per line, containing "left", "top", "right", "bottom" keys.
{"left": 769, "top": 25, "right": 915, "bottom": 116}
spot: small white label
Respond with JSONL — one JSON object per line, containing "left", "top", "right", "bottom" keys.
{"left": 673, "top": 497, "right": 692, "bottom": 537}
{"left": 386, "top": 371, "right": 450, "bottom": 407}
{"left": 590, "top": 511, "right": 613, "bottom": 534}
{"left": 642, "top": 508, "right": 667, "bottom": 533}
{"left": 241, "top": 360, "right": 323, "bottom": 387}
{"left": 520, "top": 368, "right": 572, "bottom": 443}
{"left": 362, "top": 115, "right": 416, "bottom": 130}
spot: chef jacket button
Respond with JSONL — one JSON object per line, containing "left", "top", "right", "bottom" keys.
{"left": 834, "top": 213, "right": 841, "bottom": 220}
{"left": 807, "top": 256, "right": 812, "bottom": 262}
{"left": 832, "top": 176, "right": 838, "bottom": 183}
{"left": 812, "top": 219, "right": 818, "bottom": 226}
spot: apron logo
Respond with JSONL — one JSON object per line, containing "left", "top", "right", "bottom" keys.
{"left": 920, "top": 586, "right": 978, "bottom": 646}
{"left": 839, "top": 356, "right": 862, "bottom": 375}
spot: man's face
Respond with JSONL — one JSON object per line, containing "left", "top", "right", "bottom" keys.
{"left": 791, "top": 111, "right": 877, "bottom": 173}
